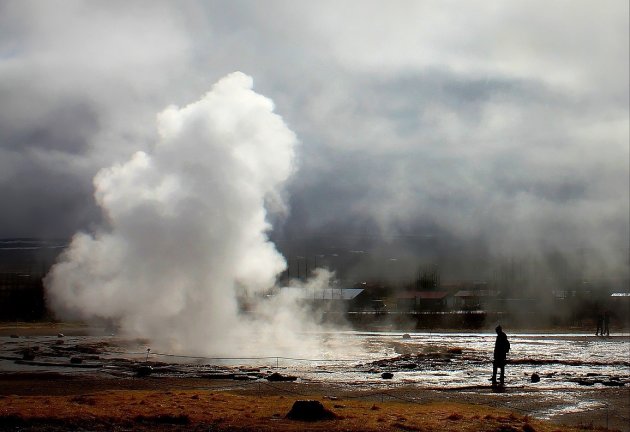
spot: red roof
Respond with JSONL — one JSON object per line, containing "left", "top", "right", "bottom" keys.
{"left": 397, "top": 291, "right": 448, "bottom": 300}
{"left": 454, "top": 290, "right": 497, "bottom": 298}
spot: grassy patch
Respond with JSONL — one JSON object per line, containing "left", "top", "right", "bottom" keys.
{"left": 0, "top": 390, "right": 592, "bottom": 432}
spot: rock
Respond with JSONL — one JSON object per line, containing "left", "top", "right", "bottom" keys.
{"left": 531, "top": 373, "right": 540, "bottom": 383}
{"left": 602, "top": 380, "right": 625, "bottom": 387}
{"left": 9, "top": 334, "right": 19, "bottom": 339}
{"left": 57, "top": 333, "right": 64, "bottom": 338}
{"left": 22, "top": 349, "right": 36, "bottom": 361}
{"left": 136, "top": 365, "right": 153, "bottom": 377}
{"left": 55, "top": 340, "right": 64, "bottom": 345}
{"left": 399, "top": 363, "right": 417, "bottom": 369}
{"left": 285, "top": 400, "right": 337, "bottom": 421}
{"left": 402, "top": 333, "right": 411, "bottom": 339}
{"left": 70, "top": 357, "right": 83, "bottom": 364}
{"left": 267, "top": 372, "right": 297, "bottom": 382}
{"left": 381, "top": 372, "right": 394, "bottom": 379}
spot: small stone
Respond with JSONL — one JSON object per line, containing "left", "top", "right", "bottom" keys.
{"left": 402, "top": 333, "right": 411, "bottom": 339}
{"left": 381, "top": 372, "right": 394, "bottom": 379}
{"left": 531, "top": 373, "right": 540, "bottom": 383}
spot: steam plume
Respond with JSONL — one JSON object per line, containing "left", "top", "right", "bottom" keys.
{"left": 45, "top": 72, "right": 318, "bottom": 355}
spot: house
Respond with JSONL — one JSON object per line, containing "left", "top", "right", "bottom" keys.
{"left": 450, "top": 290, "right": 499, "bottom": 311}
{"left": 275, "top": 287, "right": 365, "bottom": 311}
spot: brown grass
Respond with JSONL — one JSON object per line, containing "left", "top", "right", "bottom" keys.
{"left": 0, "top": 389, "right": 591, "bottom": 432}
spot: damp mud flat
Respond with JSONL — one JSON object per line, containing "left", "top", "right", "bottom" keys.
{"left": 1, "top": 325, "right": 629, "bottom": 431}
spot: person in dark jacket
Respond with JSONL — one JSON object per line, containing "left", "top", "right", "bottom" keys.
{"left": 596, "top": 311, "right": 604, "bottom": 336}
{"left": 491, "top": 325, "right": 510, "bottom": 386}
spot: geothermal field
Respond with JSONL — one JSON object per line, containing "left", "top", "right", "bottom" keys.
{"left": 1, "top": 326, "right": 629, "bottom": 431}
{"left": 2, "top": 4, "right": 628, "bottom": 431}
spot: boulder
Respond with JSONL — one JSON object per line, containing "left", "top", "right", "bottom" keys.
{"left": 531, "top": 373, "right": 540, "bottom": 383}
{"left": 602, "top": 380, "right": 625, "bottom": 387}
{"left": 399, "top": 363, "right": 417, "bottom": 369}
{"left": 267, "top": 372, "right": 297, "bottom": 382}
{"left": 136, "top": 365, "right": 153, "bottom": 377}
{"left": 22, "top": 349, "right": 36, "bottom": 361}
{"left": 381, "top": 372, "right": 394, "bottom": 379}
{"left": 286, "top": 400, "right": 337, "bottom": 421}
{"left": 402, "top": 333, "right": 411, "bottom": 339}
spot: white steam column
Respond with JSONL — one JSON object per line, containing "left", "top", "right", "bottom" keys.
{"left": 45, "top": 72, "right": 308, "bottom": 356}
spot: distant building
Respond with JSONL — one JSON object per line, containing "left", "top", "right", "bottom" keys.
{"left": 450, "top": 289, "right": 499, "bottom": 311}
{"left": 276, "top": 287, "right": 365, "bottom": 311}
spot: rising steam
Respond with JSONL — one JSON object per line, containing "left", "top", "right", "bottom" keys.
{"left": 45, "top": 72, "right": 324, "bottom": 356}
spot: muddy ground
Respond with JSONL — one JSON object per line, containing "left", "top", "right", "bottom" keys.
{"left": 1, "top": 323, "right": 628, "bottom": 431}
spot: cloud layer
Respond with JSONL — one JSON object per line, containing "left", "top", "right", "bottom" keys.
{"left": 2, "top": 1, "right": 628, "bottom": 284}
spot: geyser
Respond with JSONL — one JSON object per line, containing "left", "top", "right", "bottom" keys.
{"left": 45, "top": 72, "right": 322, "bottom": 356}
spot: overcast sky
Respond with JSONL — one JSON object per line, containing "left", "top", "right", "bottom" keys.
{"left": 1, "top": 1, "right": 628, "bottom": 280}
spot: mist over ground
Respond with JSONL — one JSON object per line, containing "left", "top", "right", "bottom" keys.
{"left": 1, "top": 2, "right": 628, "bottom": 346}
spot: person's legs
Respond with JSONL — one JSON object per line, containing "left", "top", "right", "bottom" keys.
{"left": 491, "top": 361, "right": 497, "bottom": 383}
{"left": 499, "top": 364, "right": 505, "bottom": 384}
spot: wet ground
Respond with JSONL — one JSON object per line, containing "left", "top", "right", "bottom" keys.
{"left": 1, "top": 328, "right": 629, "bottom": 430}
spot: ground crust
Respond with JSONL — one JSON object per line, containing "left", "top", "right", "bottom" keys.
{"left": 1, "top": 375, "right": 626, "bottom": 432}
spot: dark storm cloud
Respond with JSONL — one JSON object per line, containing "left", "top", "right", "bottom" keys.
{"left": 0, "top": 1, "right": 627, "bottom": 283}
{"left": 0, "top": 0, "right": 196, "bottom": 237}
{"left": 272, "top": 66, "right": 628, "bottom": 280}
{"left": 0, "top": 98, "right": 99, "bottom": 154}
{"left": 0, "top": 161, "right": 100, "bottom": 238}
{"left": 0, "top": 86, "right": 101, "bottom": 237}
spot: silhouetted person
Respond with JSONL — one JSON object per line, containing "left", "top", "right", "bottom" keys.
{"left": 603, "top": 311, "right": 610, "bottom": 336}
{"left": 491, "top": 325, "right": 510, "bottom": 386}
{"left": 596, "top": 312, "right": 604, "bottom": 336}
